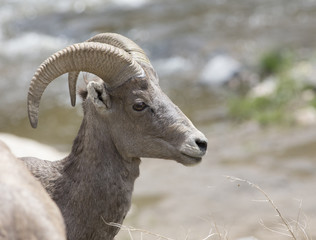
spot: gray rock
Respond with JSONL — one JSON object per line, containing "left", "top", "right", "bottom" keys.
{"left": 199, "top": 54, "right": 242, "bottom": 86}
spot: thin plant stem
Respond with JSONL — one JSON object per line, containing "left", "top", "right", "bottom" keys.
{"left": 225, "top": 176, "right": 297, "bottom": 240}
{"left": 101, "top": 216, "right": 175, "bottom": 240}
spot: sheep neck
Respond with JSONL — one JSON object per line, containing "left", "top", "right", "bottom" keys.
{"left": 52, "top": 117, "right": 141, "bottom": 240}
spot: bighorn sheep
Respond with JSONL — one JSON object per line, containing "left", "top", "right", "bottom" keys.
{"left": 0, "top": 141, "right": 66, "bottom": 240}
{"left": 21, "top": 33, "right": 208, "bottom": 240}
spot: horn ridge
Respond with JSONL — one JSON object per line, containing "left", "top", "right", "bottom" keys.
{"left": 68, "top": 33, "right": 151, "bottom": 106}
{"left": 28, "top": 42, "right": 143, "bottom": 128}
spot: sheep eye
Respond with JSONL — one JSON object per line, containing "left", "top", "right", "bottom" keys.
{"left": 133, "top": 102, "right": 147, "bottom": 111}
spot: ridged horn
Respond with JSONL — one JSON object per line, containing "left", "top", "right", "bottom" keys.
{"left": 28, "top": 42, "right": 145, "bottom": 128}
{"left": 68, "top": 33, "right": 151, "bottom": 106}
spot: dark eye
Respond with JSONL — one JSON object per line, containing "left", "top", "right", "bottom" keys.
{"left": 132, "top": 102, "right": 147, "bottom": 111}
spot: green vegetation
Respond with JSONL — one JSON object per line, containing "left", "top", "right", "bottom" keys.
{"left": 229, "top": 96, "right": 285, "bottom": 125}
{"left": 259, "top": 49, "right": 293, "bottom": 76}
{"left": 228, "top": 49, "right": 314, "bottom": 126}
{"left": 229, "top": 76, "right": 301, "bottom": 125}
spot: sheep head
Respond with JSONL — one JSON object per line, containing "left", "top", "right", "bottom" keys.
{"left": 27, "top": 33, "right": 207, "bottom": 165}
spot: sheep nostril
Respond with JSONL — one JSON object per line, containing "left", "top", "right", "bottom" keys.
{"left": 195, "top": 139, "right": 207, "bottom": 153}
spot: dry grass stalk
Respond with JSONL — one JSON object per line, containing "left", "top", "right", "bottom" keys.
{"left": 225, "top": 175, "right": 311, "bottom": 240}
{"left": 213, "top": 223, "right": 229, "bottom": 240}
{"left": 101, "top": 217, "right": 226, "bottom": 240}
{"left": 101, "top": 216, "right": 175, "bottom": 240}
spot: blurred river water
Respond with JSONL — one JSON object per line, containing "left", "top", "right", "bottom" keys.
{"left": 1, "top": 0, "right": 316, "bottom": 239}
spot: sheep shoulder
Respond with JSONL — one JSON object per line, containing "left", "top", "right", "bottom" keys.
{"left": 0, "top": 142, "right": 66, "bottom": 240}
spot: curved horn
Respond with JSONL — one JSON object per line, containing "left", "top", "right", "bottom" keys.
{"left": 28, "top": 42, "right": 144, "bottom": 128}
{"left": 87, "top": 33, "right": 151, "bottom": 65}
{"left": 68, "top": 33, "right": 151, "bottom": 106}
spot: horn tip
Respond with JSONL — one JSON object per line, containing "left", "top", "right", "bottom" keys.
{"left": 70, "top": 96, "right": 76, "bottom": 107}
{"left": 28, "top": 106, "right": 39, "bottom": 128}
{"left": 30, "top": 118, "right": 38, "bottom": 128}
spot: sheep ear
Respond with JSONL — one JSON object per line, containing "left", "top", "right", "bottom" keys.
{"left": 86, "top": 81, "right": 111, "bottom": 111}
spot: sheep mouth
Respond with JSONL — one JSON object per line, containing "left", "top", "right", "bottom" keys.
{"left": 180, "top": 153, "right": 202, "bottom": 165}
